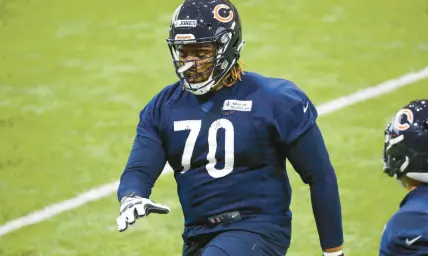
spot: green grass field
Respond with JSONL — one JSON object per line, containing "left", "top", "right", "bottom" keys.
{"left": 0, "top": 0, "right": 427, "bottom": 255}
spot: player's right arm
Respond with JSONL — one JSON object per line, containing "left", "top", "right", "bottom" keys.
{"left": 116, "top": 96, "right": 170, "bottom": 232}
{"left": 269, "top": 81, "right": 344, "bottom": 254}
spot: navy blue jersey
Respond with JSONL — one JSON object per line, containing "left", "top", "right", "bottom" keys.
{"left": 118, "top": 71, "right": 343, "bottom": 249}
{"left": 380, "top": 185, "right": 428, "bottom": 256}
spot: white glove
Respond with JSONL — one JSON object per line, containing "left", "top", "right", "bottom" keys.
{"left": 116, "top": 195, "right": 170, "bottom": 232}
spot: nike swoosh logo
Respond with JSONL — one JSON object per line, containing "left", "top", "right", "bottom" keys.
{"left": 303, "top": 102, "right": 309, "bottom": 113}
{"left": 406, "top": 235, "right": 422, "bottom": 246}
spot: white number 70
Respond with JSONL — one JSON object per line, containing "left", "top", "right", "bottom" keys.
{"left": 173, "top": 119, "right": 234, "bottom": 178}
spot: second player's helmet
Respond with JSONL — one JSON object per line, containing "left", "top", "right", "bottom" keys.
{"left": 383, "top": 99, "right": 428, "bottom": 183}
{"left": 166, "top": 0, "right": 245, "bottom": 95}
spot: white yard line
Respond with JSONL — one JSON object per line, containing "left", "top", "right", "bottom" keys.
{"left": 1, "top": 67, "right": 428, "bottom": 237}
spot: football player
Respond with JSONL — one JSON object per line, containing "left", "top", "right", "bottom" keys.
{"left": 116, "top": 0, "right": 344, "bottom": 255}
{"left": 380, "top": 99, "right": 428, "bottom": 255}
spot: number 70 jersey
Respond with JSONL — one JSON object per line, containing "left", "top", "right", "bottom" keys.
{"left": 136, "top": 72, "right": 317, "bottom": 231}
{"left": 173, "top": 118, "right": 235, "bottom": 178}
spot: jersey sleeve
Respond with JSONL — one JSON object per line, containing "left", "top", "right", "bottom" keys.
{"left": 117, "top": 92, "right": 168, "bottom": 201}
{"left": 271, "top": 81, "right": 318, "bottom": 145}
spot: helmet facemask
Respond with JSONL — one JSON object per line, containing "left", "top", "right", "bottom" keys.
{"left": 169, "top": 42, "right": 218, "bottom": 94}
{"left": 168, "top": 30, "right": 243, "bottom": 95}
{"left": 383, "top": 118, "right": 428, "bottom": 183}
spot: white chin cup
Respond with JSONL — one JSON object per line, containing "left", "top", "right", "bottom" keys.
{"left": 183, "top": 73, "right": 216, "bottom": 95}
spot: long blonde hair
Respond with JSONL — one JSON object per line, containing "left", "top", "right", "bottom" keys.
{"left": 222, "top": 60, "right": 246, "bottom": 87}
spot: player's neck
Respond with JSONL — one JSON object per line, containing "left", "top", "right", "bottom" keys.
{"left": 406, "top": 185, "right": 417, "bottom": 192}
{"left": 403, "top": 177, "right": 421, "bottom": 191}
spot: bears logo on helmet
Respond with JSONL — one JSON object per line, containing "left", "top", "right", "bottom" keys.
{"left": 393, "top": 108, "right": 414, "bottom": 131}
{"left": 213, "top": 4, "right": 234, "bottom": 23}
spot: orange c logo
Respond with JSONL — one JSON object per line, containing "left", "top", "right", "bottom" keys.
{"left": 213, "top": 4, "right": 234, "bottom": 23}
{"left": 394, "top": 109, "right": 414, "bottom": 131}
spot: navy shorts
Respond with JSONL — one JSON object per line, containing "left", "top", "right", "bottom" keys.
{"left": 182, "top": 230, "right": 289, "bottom": 256}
